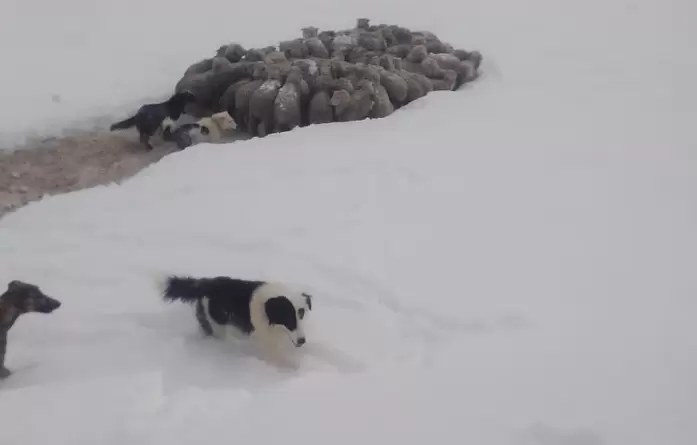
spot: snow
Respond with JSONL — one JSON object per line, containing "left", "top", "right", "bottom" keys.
{"left": 1, "top": 0, "right": 696, "bottom": 444}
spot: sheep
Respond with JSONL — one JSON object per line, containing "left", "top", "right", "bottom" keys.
{"left": 386, "top": 44, "right": 412, "bottom": 59}
{"left": 352, "top": 80, "right": 377, "bottom": 120}
{"left": 379, "top": 27, "right": 399, "bottom": 46}
{"left": 393, "top": 56, "right": 404, "bottom": 70}
{"left": 329, "top": 89, "right": 354, "bottom": 122}
{"left": 430, "top": 53, "right": 478, "bottom": 88}
{"left": 469, "top": 51, "right": 483, "bottom": 71}
{"left": 429, "top": 69, "right": 458, "bottom": 91}
{"left": 292, "top": 58, "right": 319, "bottom": 82}
{"left": 220, "top": 79, "right": 251, "bottom": 116}
{"left": 408, "top": 31, "right": 452, "bottom": 54}
{"left": 330, "top": 80, "right": 375, "bottom": 122}
{"left": 291, "top": 59, "right": 322, "bottom": 120}
{"left": 318, "top": 30, "right": 336, "bottom": 52}
{"left": 175, "top": 57, "right": 253, "bottom": 112}
{"left": 411, "top": 71, "right": 435, "bottom": 94}
{"left": 402, "top": 46, "right": 450, "bottom": 81}
{"left": 233, "top": 65, "right": 266, "bottom": 130}
{"left": 354, "top": 63, "right": 381, "bottom": 83}
{"left": 331, "top": 77, "right": 355, "bottom": 93}
{"left": 245, "top": 46, "right": 277, "bottom": 62}
{"left": 393, "top": 70, "right": 428, "bottom": 105}
{"left": 347, "top": 47, "right": 368, "bottom": 64}
{"left": 368, "top": 81, "right": 394, "bottom": 119}
{"left": 330, "top": 59, "right": 355, "bottom": 79}
{"left": 279, "top": 39, "right": 309, "bottom": 59}
{"left": 426, "top": 40, "right": 453, "bottom": 54}
{"left": 356, "top": 32, "right": 386, "bottom": 52}
{"left": 348, "top": 48, "right": 384, "bottom": 65}
{"left": 264, "top": 51, "right": 289, "bottom": 65}
{"left": 183, "top": 58, "right": 213, "bottom": 77}
{"left": 356, "top": 18, "right": 371, "bottom": 30}
{"left": 248, "top": 64, "right": 284, "bottom": 136}
{"left": 217, "top": 43, "right": 247, "bottom": 63}
{"left": 302, "top": 26, "right": 319, "bottom": 38}
{"left": 421, "top": 57, "right": 448, "bottom": 79}
{"left": 452, "top": 49, "right": 483, "bottom": 73}
{"left": 332, "top": 34, "right": 358, "bottom": 58}
{"left": 405, "top": 44, "right": 428, "bottom": 63}
{"left": 301, "top": 27, "right": 330, "bottom": 59}
{"left": 379, "top": 54, "right": 396, "bottom": 71}
{"left": 273, "top": 66, "right": 310, "bottom": 133}
{"left": 378, "top": 67, "right": 408, "bottom": 104}
{"left": 308, "top": 90, "right": 334, "bottom": 124}
{"left": 365, "top": 54, "right": 382, "bottom": 66}
{"left": 305, "top": 37, "right": 330, "bottom": 58}
{"left": 388, "top": 26, "right": 414, "bottom": 45}
{"left": 308, "top": 59, "right": 334, "bottom": 93}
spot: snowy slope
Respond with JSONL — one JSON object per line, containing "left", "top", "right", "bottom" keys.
{"left": 1, "top": 0, "right": 696, "bottom": 444}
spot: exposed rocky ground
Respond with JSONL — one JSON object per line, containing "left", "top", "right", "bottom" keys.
{"left": 0, "top": 130, "right": 252, "bottom": 218}
{"left": 0, "top": 132, "right": 173, "bottom": 218}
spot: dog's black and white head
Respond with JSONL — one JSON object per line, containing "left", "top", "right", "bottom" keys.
{"left": 1, "top": 280, "right": 62, "bottom": 314}
{"left": 252, "top": 284, "right": 313, "bottom": 348}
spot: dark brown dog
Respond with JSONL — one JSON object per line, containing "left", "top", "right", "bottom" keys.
{"left": 0, "top": 280, "right": 61, "bottom": 379}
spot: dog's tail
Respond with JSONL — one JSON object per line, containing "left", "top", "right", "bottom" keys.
{"left": 162, "top": 275, "right": 207, "bottom": 304}
{"left": 109, "top": 115, "right": 137, "bottom": 131}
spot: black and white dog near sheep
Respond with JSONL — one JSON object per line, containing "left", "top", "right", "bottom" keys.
{"left": 109, "top": 90, "right": 197, "bottom": 150}
{"left": 162, "top": 275, "right": 313, "bottom": 351}
{"left": 164, "top": 111, "right": 237, "bottom": 150}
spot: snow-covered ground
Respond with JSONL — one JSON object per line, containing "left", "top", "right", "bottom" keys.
{"left": 1, "top": 0, "right": 696, "bottom": 444}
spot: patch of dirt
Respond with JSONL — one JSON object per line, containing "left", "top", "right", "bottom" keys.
{"left": 0, "top": 131, "right": 180, "bottom": 219}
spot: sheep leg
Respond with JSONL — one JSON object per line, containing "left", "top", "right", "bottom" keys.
{"left": 257, "top": 121, "right": 268, "bottom": 138}
{"left": 247, "top": 116, "right": 259, "bottom": 136}
{"left": 274, "top": 122, "right": 291, "bottom": 133}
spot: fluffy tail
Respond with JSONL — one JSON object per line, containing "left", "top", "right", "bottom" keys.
{"left": 162, "top": 275, "right": 207, "bottom": 304}
{"left": 109, "top": 115, "right": 137, "bottom": 131}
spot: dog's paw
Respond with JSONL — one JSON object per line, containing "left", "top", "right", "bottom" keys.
{"left": 0, "top": 367, "right": 11, "bottom": 379}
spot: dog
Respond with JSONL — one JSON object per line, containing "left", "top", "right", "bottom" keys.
{"left": 161, "top": 275, "right": 312, "bottom": 351}
{"left": 109, "top": 90, "right": 197, "bottom": 150}
{"left": 164, "top": 111, "right": 238, "bottom": 150}
{"left": 0, "top": 280, "right": 62, "bottom": 379}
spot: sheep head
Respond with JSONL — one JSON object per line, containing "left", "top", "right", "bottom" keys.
{"left": 302, "top": 26, "right": 319, "bottom": 39}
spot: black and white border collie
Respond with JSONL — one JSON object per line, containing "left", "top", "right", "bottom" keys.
{"left": 162, "top": 275, "right": 312, "bottom": 349}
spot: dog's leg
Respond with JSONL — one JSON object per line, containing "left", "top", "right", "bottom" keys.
{"left": 0, "top": 332, "right": 10, "bottom": 379}
{"left": 195, "top": 300, "right": 213, "bottom": 336}
{"left": 139, "top": 132, "right": 154, "bottom": 150}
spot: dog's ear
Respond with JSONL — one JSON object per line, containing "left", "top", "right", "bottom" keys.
{"left": 301, "top": 292, "right": 313, "bottom": 311}
{"left": 264, "top": 296, "right": 298, "bottom": 331}
{"left": 7, "top": 280, "right": 24, "bottom": 291}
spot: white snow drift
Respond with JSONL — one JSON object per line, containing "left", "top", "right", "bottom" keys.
{"left": 1, "top": 0, "right": 696, "bottom": 444}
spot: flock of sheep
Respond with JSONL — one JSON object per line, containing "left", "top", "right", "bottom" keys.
{"left": 175, "top": 18, "right": 483, "bottom": 138}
